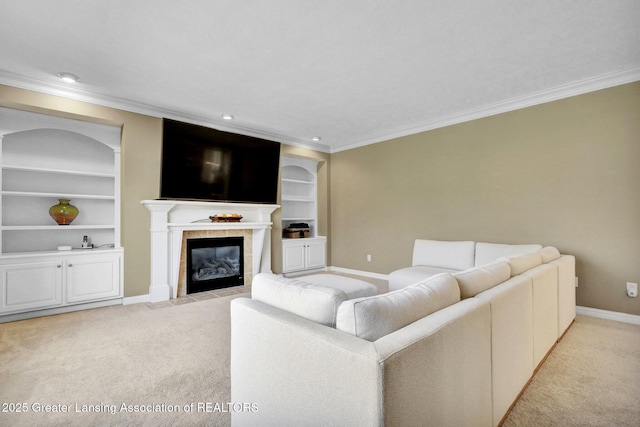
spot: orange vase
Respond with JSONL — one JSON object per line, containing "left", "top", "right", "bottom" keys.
{"left": 49, "top": 199, "right": 79, "bottom": 225}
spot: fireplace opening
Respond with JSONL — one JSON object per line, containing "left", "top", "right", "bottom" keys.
{"left": 186, "top": 236, "right": 244, "bottom": 294}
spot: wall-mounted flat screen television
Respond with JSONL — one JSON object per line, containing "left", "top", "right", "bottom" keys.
{"left": 160, "top": 118, "right": 281, "bottom": 204}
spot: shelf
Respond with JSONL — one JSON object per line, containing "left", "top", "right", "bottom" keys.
{"left": 1, "top": 164, "right": 115, "bottom": 178}
{"left": 2, "top": 225, "right": 115, "bottom": 231}
{"left": 282, "top": 178, "right": 314, "bottom": 185}
{"left": 282, "top": 217, "right": 315, "bottom": 221}
{"left": 0, "top": 246, "right": 122, "bottom": 259}
{"left": 2, "top": 191, "right": 115, "bottom": 200}
{"left": 282, "top": 236, "right": 325, "bottom": 241}
{"left": 281, "top": 196, "right": 315, "bottom": 202}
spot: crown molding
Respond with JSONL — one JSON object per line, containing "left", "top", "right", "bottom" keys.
{"left": 0, "top": 70, "right": 331, "bottom": 153}
{"left": 331, "top": 67, "right": 640, "bottom": 153}
{"left": 2, "top": 67, "right": 637, "bottom": 155}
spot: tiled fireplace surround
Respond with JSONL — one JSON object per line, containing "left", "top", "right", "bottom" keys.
{"left": 178, "top": 229, "right": 252, "bottom": 297}
{"left": 142, "top": 200, "right": 280, "bottom": 302}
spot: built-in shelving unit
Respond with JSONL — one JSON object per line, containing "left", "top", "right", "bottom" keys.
{"left": 0, "top": 107, "right": 123, "bottom": 322}
{"left": 280, "top": 156, "right": 326, "bottom": 274}
{"left": 281, "top": 157, "right": 318, "bottom": 235}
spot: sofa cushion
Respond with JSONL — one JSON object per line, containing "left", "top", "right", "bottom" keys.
{"left": 388, "top": 265, "right": 459, "bottom": 291}
{"left": 475, "top": 242, "right": 542, "bottom": 267}
{"left": 502, "top": 252, "right": 543, "bottom": 276}
{"left": 301, "top": 274, "right": 379, "bottom": 299}
{"left": 453, "top": 261, "right": 512, "bottom": 299}
{"left": 251, "top": 273, "right": 349, "bottom": 327}
{"left": 412, "top": 239, "right": 475, "bottom": 270}
{"left": 538, "top": 246, "right": 561, "bottom": 263}
{"left": 336, "top": 273, "right": 461, "bottom": 342}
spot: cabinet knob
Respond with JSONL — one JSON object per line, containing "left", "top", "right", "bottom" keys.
{"left": 57, "top": 264, "right": 62, "bottom": 268}
{"left": 68, "top": 263, "right": 73, "bottom": 267}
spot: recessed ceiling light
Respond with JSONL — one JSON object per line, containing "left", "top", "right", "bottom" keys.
{"left": 221, "top": 114, "right": 234, "bottom": 120}
{"left": 311, "top": 136, "right": 322, "bottom": 142}
{"left": 56, "top": 72, "right": 79, "bottom": 83}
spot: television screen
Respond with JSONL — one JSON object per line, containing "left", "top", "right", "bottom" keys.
{"left": 160, "top": 119, "right": 281, "bottom": 204}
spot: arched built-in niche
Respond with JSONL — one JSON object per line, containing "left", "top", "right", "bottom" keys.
{"left": 0, "top": 107, "right": 123, "bottom": 321}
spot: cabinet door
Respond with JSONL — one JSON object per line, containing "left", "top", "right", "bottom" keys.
{"left": 66, "top": 256, "right": 121, "bottom": 303}
{"left": 0, "top": 261, "right": 63, "bottom": 313}
{"left": 282, "top": 241, "right": 306, "bottom": 273}
{"left": 306, "top": 239, "right": 326, "bottom": 270}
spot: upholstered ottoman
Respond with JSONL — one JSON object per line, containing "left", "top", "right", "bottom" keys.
{"left": 251, "top": 273, "right": 379, "bottom": 327}
{"left": 301, "top": 274, "right": 379, "bottom": 299}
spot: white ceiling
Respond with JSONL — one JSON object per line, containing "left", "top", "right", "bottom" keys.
{"left": 1, "top": 1, "right": 639, "bottom": 153}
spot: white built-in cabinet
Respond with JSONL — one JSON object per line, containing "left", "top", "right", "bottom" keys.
{"left": 0, "top": 107, "right": 123, "bottom": 321}
{"left": 282, "top": 238, "right": 326, "bottom": 273}
{"left": 280, "top": 156, "right": 326, "bottom": 274}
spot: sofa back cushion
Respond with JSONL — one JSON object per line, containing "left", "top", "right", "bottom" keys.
{"left": 251, "top": 273, "right": 348, "bottom": 327}
{"left": 336, "top": 273, "right": 461, "bottom": 342}
{"left": 412, "top": 239, "right": 475, "bottom": 270}
{"left": 453, "top": 261, "right": 512, "bottom": 299}
{"left": 502, "top": 252, "right": 543, "bottom": 276}
{"left": 475, "top": 242, "right": 542, "bottom": 267}
{"left": 538, "top": 246, "right": 561, "bottom": 263}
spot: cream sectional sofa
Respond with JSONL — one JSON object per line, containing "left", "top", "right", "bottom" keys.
{"left": 230, "top": 244, "right": 576, "bottom": 427}
{"left": 388, "top": 239, "right": 543, "bottom": 290}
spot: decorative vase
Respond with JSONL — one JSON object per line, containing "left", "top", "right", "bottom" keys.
{"left": 49, "top": 199, "right": 79, "bottom": 225}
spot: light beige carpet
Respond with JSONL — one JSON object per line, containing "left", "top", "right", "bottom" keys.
{"left": 503, "top": 314, "right": 640, "bottom": 427}
{"left": 1, "top": 285, "right": 639, "bottom": 426}
{"left": 0, "top": 288, "right": 249, "bottom": 427}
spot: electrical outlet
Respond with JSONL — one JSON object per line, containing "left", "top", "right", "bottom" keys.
{"left": 627, "top": 282, "right": 638, "bottom": 298}
{"left": 367, "top": 254, "right": 372, "bottom": 262}
{"left": 575, "top": 277, "right": 579, "bottom": 288}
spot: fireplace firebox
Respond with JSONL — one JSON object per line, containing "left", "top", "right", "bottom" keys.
{"left": 186, "top": 237, "right": 244, "bottom": 294}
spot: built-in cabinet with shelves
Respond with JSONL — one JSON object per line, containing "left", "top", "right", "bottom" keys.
{"left": 280, "top": 156, "right": 326, "bottom": 274}
{"left": 0, "top": 107, "right": 123, "bottom": 321}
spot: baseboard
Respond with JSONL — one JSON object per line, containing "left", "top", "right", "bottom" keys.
{"left": 328, "top": 266, "right": 389, "bottom": 281}
{"left": 123, "top": 294, "right": 151, "bottom": 305}
{"left": 0, "top": 299, "right": 122, "bottom": 323}
{"left": 577, "top": 306, "right": 640, "bottom": 326}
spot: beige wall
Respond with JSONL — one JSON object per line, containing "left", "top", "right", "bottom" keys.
{"left": 3, "top": 81, "right": 639, "bottom": 316}
{"left": 0, "top": 84, "right": 162, "bottom": 298}
{"left": 330, "top": 82, "right": 640, "bottom": 316}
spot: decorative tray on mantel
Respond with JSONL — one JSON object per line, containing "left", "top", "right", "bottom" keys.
{"left": 210, "top": 214, "right": 243, "bottom": 223}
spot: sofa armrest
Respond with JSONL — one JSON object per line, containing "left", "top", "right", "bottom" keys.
{"left": 374, "top": 298, "right": 493, "bottom": 427}
{"left": 230, "top": 297, "right": 383, "bottom": 427}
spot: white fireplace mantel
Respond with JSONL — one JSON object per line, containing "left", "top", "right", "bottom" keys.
{"left": 141, "top": 200, "right": 280, "bottom": 302}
